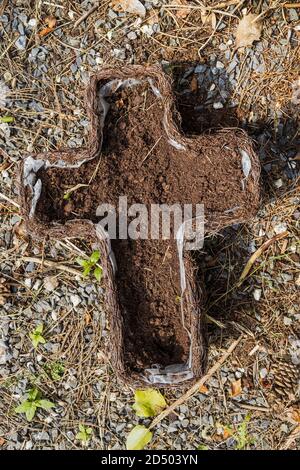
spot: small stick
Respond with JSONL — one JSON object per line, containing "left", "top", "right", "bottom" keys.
{"left": 140, "top": 136, "right": 162, "bottom": 166}
{"left": 280, "top": 425, "right": 300, "bottom": 450}
{"left": 22, "top": 256, "right": 81, "bottom": 277}
{"left": 149, "top": 335, "right": 243, "bottom": 430}
{"left": 239, "top": 231, "right": 289, "bottom": 283}
{"left": 0, "top": 0, "right": 8, "bottom": 16}
{"left": 0, "top": 191, "right": 20, "bottom": 208}
{"left": 74, "top": 2, "right": 99, "bottom": 29}
{"left": 284, "top": 3, "right": 300, "bottom": 7}
{"left": 236, "top": 402, "right": 270, "bottom": 412}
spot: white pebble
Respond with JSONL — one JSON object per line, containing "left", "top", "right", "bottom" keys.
{"left": 213, "top": 102, "right": 223, "bottom": 109}
{"left": 259, "top": 368, "right": 268, "bottom": 379}
{"left": 253, "top": 288, "right": 262, "bottom": 301}
{"left": 274, "top": 178, "right": 283, "bottom": 188}
{"left": 127, "top": 31, "right": 137, "bottom": 40}
{"left": 283, "top": 316, "right": 292, "bottom": 326}
{"left": 24, "top": 278, "right": 32, "bottom": 289}
{"left": 43, "top": 276, "right": 58, "bottom": 292}
{"left": 28, "top": 18, "right": 37, "bottom": 28}
{"left": 15, "top": 35, "right": 27, "bottom": 50}
{"left": 273, "top": 222, "right": 287, "bottom": 234}
{"left": 70, "top": 294, "right": 81, "bottom": 307}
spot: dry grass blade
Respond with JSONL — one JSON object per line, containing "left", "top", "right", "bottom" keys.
{"left": 0, "top": 192, "right": 20, "bottom": 208}
{"left": 73, "top": 2, "right": 100, "bottom": 29}
{"left": 239, "top": 231, "right": 289, "bottom": 283}
{"left": 22, "top": 256, "right": 82, "bottom": 277}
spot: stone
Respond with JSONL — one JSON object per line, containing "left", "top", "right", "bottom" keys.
{"left": 127, "top": 31, "right": 137, "bottom": 40}
{"left": 15, "top": 35, "right": 27, "bottom": 50}
{"left": 44, "top": 276, "right": 59, "bottom": 292}
{"left": 253, "top": 288, "right": 262, "bottom": 301}
{"left": 213, "top": 102, "right": 223, "bottom": 109}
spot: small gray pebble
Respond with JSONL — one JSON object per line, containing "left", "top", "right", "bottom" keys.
{"left": 127, "top": 31, "right": 137, "bottom": 40}
{"left": 15, "top": 35, "right": 27, "bottom": 50}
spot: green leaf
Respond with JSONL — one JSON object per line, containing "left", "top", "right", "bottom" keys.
{"left": 15, "top": 401, "right": 31, "bottom": 414}
{"left": 126, "top": 425, "right": 152, "bottom": 450}
{"left": 198, "top": 444, "right": 209, "bottom": 450}
{"left": 36, "top": 324, "right": 44, "bottom": 334}
{"left": 36, "top": 399, "right": 55, "bottom": 410}
{"left": 90, "top": 250, "right": 100, "bottom": 264}
{"left": 94, "top": 266, "right": 102, "bottom": 282}
{"left": 132, "top": 389, "right": 167, "bottom": 418}
{"left": 25, "top": 403, "right": 37, "bottom": 422}
{"left": 45, "top": 362, "right": 65, "bottom": 381}
{"left": 83, "top": 266, "right": 91, "bottom": 277}
{"left": 28, "top": 388, "right": 40, "bottom": 401}
{"left": 76, "top": 425, "right": 93, "bottom": 443}
{"left": 0, "top": 116, "right": 14, "bottom": 123}
{"left": 29, "top": 331, "right": 46, "bottom": 349}
{"left": 76, "top": 257, "right": 87, "bottom": 267}
{"left": 63, "top": 192, "right": 71, "bottom": 200}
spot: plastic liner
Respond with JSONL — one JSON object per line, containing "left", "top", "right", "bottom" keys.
{"left": 20, "top": 65, "right": 260, "bottom": 388}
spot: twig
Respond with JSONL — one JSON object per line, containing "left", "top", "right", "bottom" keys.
{"left": 236, "top": 402, "right": 270, "bottom": 412}
{"left": 167, "top": 1, "right": 241, "bottom": 11}
{"left": 140, "top": 136, "right": 162, "bottom": 165}
{"left": 280, "top": 425, "right": 300, "bottom": 450}
{"left": 74, "top": 2, "right": 99, "bottom": 29}
{"left": 239, "top": 231, "right": 289, "bottom": 283}
{"left": 22, "top": 256, "right": 81, "bottom": 277}
{"left": 284, "top": 2, "right": 300, "bottom": 7}
{"left": 0, "top": 0, "right": 8, "bottom": 15}
{"left": 149, "top": 335, "right": 243, "bottom": 430}
{"left": 206, "top": 313, "right": 226, "bottom": 329}
{"left": 0, "top": 191, "right": 20, "bottom": 208}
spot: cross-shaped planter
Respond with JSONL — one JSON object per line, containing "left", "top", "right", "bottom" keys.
{"left": 20, "top": 65, "right": 260, "bottom": 388}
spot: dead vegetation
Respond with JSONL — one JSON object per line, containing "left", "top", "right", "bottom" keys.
{"left": 0, "top": 0, "right": 299, "bottom": 451}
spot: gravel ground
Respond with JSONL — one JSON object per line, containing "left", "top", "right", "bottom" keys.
{"left": 0, "top": 0, "right": 299, "bottom": 450}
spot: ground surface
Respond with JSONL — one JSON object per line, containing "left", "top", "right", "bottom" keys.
{"left": 0, "top": 0, "right": 299, "bottom": 450}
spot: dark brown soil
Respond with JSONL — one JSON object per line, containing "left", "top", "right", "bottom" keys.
{"left": 34, "top": 80, "right": 258, "bottom": 374}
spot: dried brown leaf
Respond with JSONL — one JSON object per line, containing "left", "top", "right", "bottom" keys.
{"left": 39, "top": 26, "right": 54, "bottom": 37}
{"left": 45, "top": 15, "right": 57, "bottom": 29}
{"left": 230, "top": 378, "right": 242, "bottom": 397}
{"left": 235, "top": 13, "right": 262, "bottom": 48}
{"left": 211, "top": 12, "right": 217, "bottom": 30}
{"left": 199, "top": 384, "right": 209, "bottom": 394}
{"left": 174, "top": 0, "right": 191, "bottom": 19}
